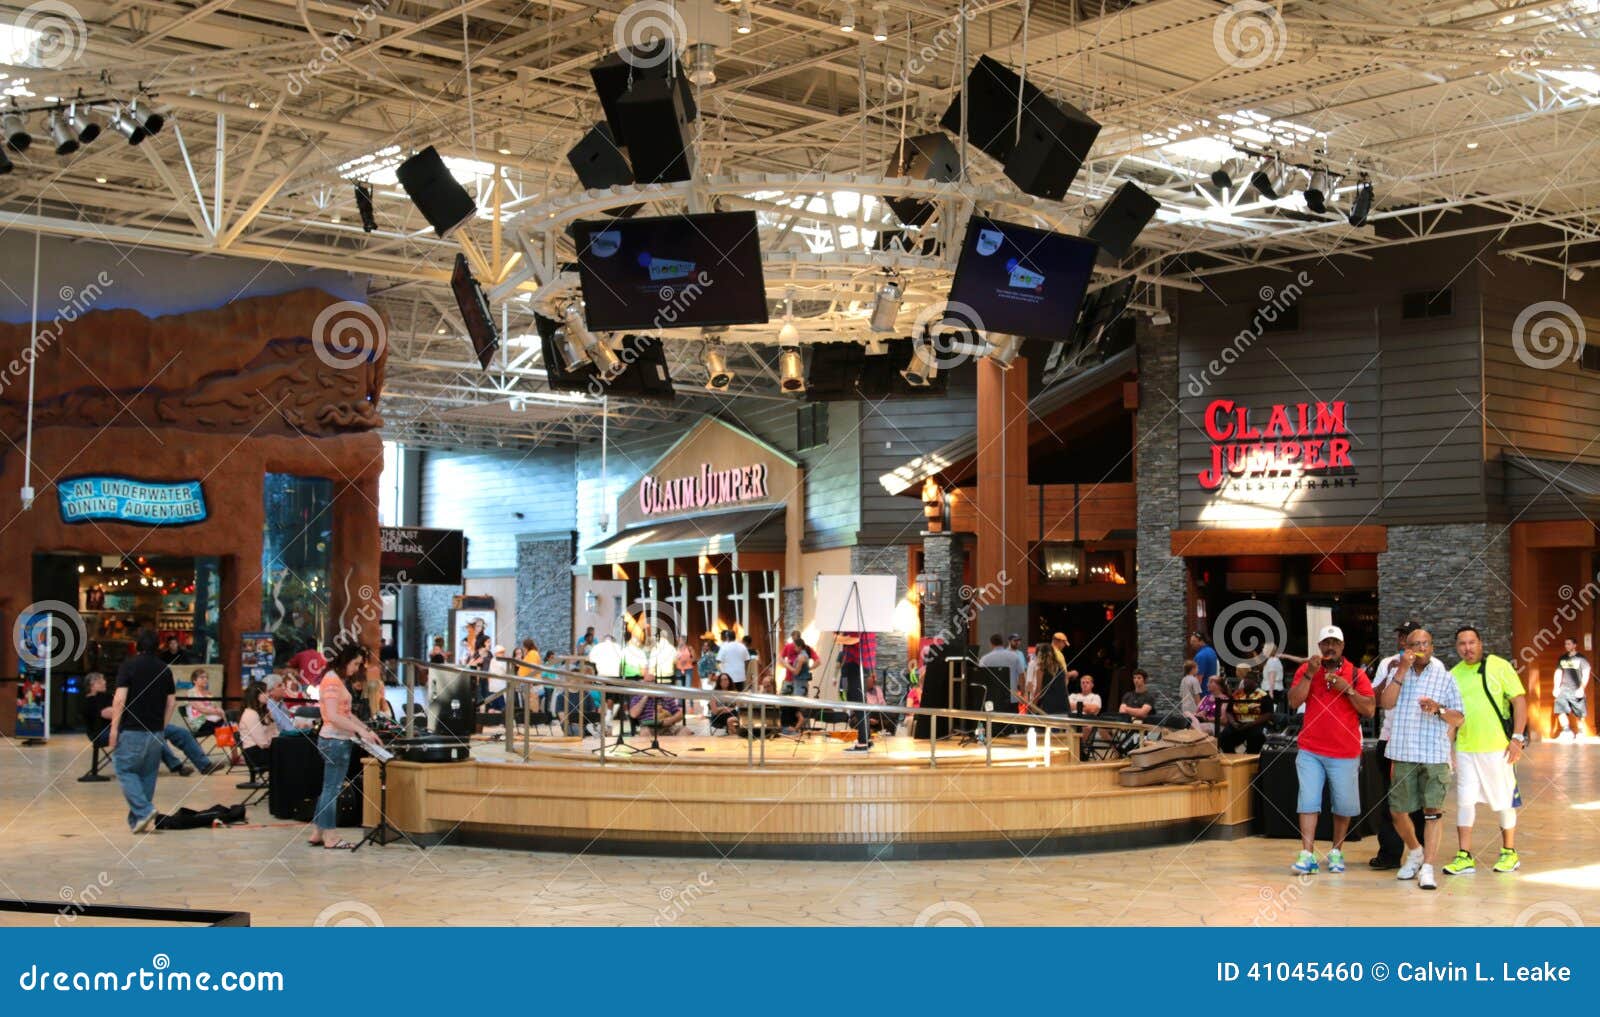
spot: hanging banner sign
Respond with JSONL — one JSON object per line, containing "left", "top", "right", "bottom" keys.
{"left": 57, "top": 476, "right": 208, "bottom": 526}
{"left": 1196, "top": 400, "right": 1354, "bottom": 490}
{"left": 380, "top": 527, "right": 465, "bottom": 586}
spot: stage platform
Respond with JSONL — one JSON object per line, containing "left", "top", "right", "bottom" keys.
{"left": 363, "top": 733, "right": 1257, "bottom": 860}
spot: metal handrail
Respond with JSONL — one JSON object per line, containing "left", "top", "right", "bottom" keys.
{"left": 395, "top": 656, "right": 1160, "bottom": 768}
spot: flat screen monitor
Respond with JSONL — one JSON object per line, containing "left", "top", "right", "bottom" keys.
{"left": 451, "top": 254, "right": 499, "bottom": 369}
{"left": 571, "top": 211, "right": 770, "bottom": 331}
{"left": 945, "top": 216, "right": 1099, "bottom": 342}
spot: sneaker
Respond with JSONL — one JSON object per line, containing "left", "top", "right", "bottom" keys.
{"left": 1368, "top": 855, "right": 1401, "bottom": 871}
{"left": 1418, "top": 864, "right": 1437, "bottom": 890}
{"left": 132, "top": 812, "right": 156, "bottom": 834}
{"left": 843, "top": 742, "right": 873, "bottom": 753}
{"left": 1291, "top": 850, "right": 1319, "bottom": 874}
{"left": 1494, "top": 848, "right": 1521, "bottom": 873}
{"left": 1397, "top": 847, "right": 1425, "bottom": 880}
{"left": 1443, "top": 850, "right": 1476, "bottom": 875}
{"left": 1326, "top": 848, "right": 1346, "bottom": 873}
{"left": 198, "top": 762, "right": 224, "bottom": 776}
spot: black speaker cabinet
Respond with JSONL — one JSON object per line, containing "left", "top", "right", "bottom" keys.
{"left": 941, "top": 55, "right": 1030, "bottom": 163}
{"left": 396, "top": 145, "right": 477, "bottom": 238}
{"left": 590, "top": 42, "right": 698, "bottom": 134}
{"left": 1002, "top": 100, "right": 1101, "bottom": 202}
{"left": 567, "top": 122, "right": 633, "bottom": 188}
{"left": 614, "top": 76, "right": 695, "bottom": 184}
{"left": 886, "top": 132, "right": 961, "bottom": 227}
{"left": 1086, "top": 181, "right": 1160, "bottom": 260}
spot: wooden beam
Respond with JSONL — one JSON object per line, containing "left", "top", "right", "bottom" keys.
{"left": 1169, "top": 526, "right": 1389, "bottom": 557}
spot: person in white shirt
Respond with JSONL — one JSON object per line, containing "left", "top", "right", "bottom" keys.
{"left": 1260, "top": 645, "right": 1285, "bottom": 712}
{"left": 588, "top": 634, "right": 623, "bottom": 679}
{"left": 716, "top": 629, "right": 750, "bottom": 687}
{"left": 1067, "top": 673, "right": 1103, "bottom": 715}
{"left": 1554, "top": 637, "right": 1590, "bottom": 741}
{"left": 1366, "top": 622, "right": 1420, "bottom": 870}
{"left": 486, "top": 645, "right": 510, "bottom": 711}
{"left": 649, "top": 633, "right": 677, "bottom": 682}
{"left": 1179, "top": 661, "right": 1204, "bottom": 715}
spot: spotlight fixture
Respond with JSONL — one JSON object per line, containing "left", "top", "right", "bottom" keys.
{"left": 562, "top": 302, "right": 623, "bottom": 378}
{"left": 686, "top": 42, "right": 717, "bottom": 85}
{"left": 702, "top": 339, "right": 734, "bottom": 390}
{"left": 777, "top": 288, "right": 799, "bottom": 343}
{"left": 1248, "top": 158, "right": 1285, "bottom": 200}
{"left": 0, "top": 147, "right": 11, "bottom": 176}
{"left": 110, "top": 106, "right": 148, "bottom": 145}
{"left": 131, "top": 98, "right": 164, "bottom": 136}
{"left": 1209, "top": 157, "right": 1249, "bottom": 190}
{"left": 354, "top": 182, "right": 377, "bottom": 232}
{"left": 1346, "top": 177, "right": 1374, "bottom": 227}
{"left": 840, "top": 2, "right": 855, "bottom": 32}
{"left": 46, "top": 112, "right": 78, "bottom": 156}
{"left": 872, "top": 4, "right": 888, "bottom": 41}
{"left": 736, "top": 6, "right": 752, "bottom": 33}
{"left": 67, "top": 103, "right": 100, "bottom": 144}
{"left": 1569, "top": 267, "right": 1586, "bottom": 282}
{"left": 1303, "top": 169, "right": 1335, "bottom": 214}
{"left": 901, "top": 336, "right": 940, "bottom": 387}
{"left": 987, "top": 334, "right": 1025, "bottom": 369}
{"left": 870, "top": 277, "right": 902, "bottom": 332}
{"left": 778, "top": 346, "right": 805, "bottom": 393}
{"left": 2, "top": 110, "right": 31, "bottom": 153}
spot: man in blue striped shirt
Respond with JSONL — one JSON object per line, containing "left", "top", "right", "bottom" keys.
{"left": 1379, "top": 628, "right": 1464, "bottom": 891}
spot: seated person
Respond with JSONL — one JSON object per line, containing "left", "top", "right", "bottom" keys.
{"left": 1068, "top": 674, "right": 1103, "bottom": 716}
{"left": 1190, "top": 676, "right": 1225, "bottom": 735}
{"left": 264, "top": 675, "right": 313, "bottom": 732}
{"left": 1218, "top": 673, "right": 1270, "bottom": 754}
{"left": 627, "top": 691, "right": 684, "bottom": 735}
{"left": 84, "top": 672, "right": 220, "bottom": 775}
{"left": 184, "top": 669, "right": 226, "bottom": 738}
{"left": 1118, "top": 669, "right": 1157, "bottom": 722}
{"left": 864, "top": 673, "right": 891, "bottom": 735}
{"left": 237, "top": 681, "right": 277, "bottom": 786}
{"left": 708, "top": 674, "right": 740, "bottom": 735}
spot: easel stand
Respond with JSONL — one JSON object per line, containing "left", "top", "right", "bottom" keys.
{"left": 832, "top": 580, "right": 873, "bottom": 749}
{"left": 353, "top": 757, "right": 417, "bottom": 852}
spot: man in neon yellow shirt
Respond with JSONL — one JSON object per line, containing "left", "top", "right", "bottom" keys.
{"left": 1445, "top": 626, "right": 1529, "bottom": 875}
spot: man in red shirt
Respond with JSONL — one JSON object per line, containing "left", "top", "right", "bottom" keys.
{"left": 1287, "top": 625, "right": 1375, "bottom": 875}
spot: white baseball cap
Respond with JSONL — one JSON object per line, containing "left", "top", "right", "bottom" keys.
{"left": 1317, "top": 625, "right": 1345, "bottom": 644}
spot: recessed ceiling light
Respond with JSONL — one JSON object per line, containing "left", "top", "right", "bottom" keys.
{"left": 94, "top": 175, "right": 107, "bottom": 183}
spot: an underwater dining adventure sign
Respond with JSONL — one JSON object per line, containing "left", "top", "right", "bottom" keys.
{"left": 57, "top": 476, "right": 208, "bottom": 526}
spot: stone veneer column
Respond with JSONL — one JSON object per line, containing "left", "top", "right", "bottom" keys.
{"left": 850, "top": 544, "right": 909, "bottom": 671}
{"left": 921, "top": 531, "right": 974, "bottom": 646}
{"left": 1378, "top": 524, "right": 1511, "bottom": 656}
{"left": 516, "top": 531, "right": 578, "bottom": 658}
{"left": 1134, "top": 316, "right": 1187, "bottom": 696}
{"left": 781, "top": 587, "right": 804, "bottom": 643}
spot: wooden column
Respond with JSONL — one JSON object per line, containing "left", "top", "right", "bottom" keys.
{"left": 975, "top": 357, "right": 1030, "bottom": 608}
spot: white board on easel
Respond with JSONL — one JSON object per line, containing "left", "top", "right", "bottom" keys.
{"left": 814, "top": 574, "right": 899, "bottom": 633}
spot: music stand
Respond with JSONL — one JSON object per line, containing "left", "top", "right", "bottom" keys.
{"left": 353, "top": 753, "right": 418, "bottom": 852}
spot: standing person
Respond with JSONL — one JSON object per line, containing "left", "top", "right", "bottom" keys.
{"left": 1190, "top": 632, "right": 1220, "bottom": 692}
{"left": 1034, "top": 633, "right": 1077, "bottom": 715}
{"left": 837, "top": 630, "right": 877, "bottom": 752}
{"left": 779, "top": 631, "right": 819, "bottom": 735}
{"left": 1006, "top": 634, "right": 1028, "bottom": 687}
{"left": 1286, "top": 625, "right": 1375, "bottom": 874}
{"left": 697, "top": 641, "right": 719, "bottom": 686}
{"left": 1445, "top": 626, "right": 1529, "bottom": 876}
{"left": 1379, "top": 628, "right": 1464, "bottom": 891}
{"left": 1260, "top": 645, "right": 1285, "bottom": 713}
{"left": 674, "top": 637, "right": 696, "bottom": 688}
{"left": 716, "top": 629, "right": 750, "bottom": 688}
{"left": 308, "top": 644, "right": 379, "bottom": 850}
{"left": 576, "top": 626, "right": 597, "bottom": 653}
{"left": 1367, "top": 622, "right": 1423, "bottom": 870}
{"left": 107, "top": 630, "right": 176, "bottom": 833}
{"left": 980, "top": 634, "right": 1024, "bottom": 696}
{"left": 588, "top": 633, "right": 622, "bottom": 679}
{"left": 1179, "top": 661, "right": 1204, "bottom": 715}
{"left": 1218, "top": 673, "right": 1270, "bottom": 753}
{"left": 1553, "top": 636, "right": 1589, "bottom": 742}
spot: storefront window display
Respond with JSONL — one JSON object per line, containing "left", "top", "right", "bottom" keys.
{"left": 262, "top": 473, "right": 335, "bottom": 663}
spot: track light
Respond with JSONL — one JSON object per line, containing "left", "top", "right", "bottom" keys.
{"left": 1303, "top": 169, "right": 1335, "bottom": 214}
{"left": 872, "top": 5, "right": 888, "bottom": 41}
{"left": 2, "top": 110, "right": 31, "bottom": 153}
{"left": 778, "top": 346, "right": 805, "bottom": 393}
{"left": 840, "top": 2, "right": 855, "bottom": 32}
{"left": 702, "top": 339, "right": 734, "bottom": 390}
{"left": 1569, "top": 267, "right": 1586, "bottom": 282}
{"left": 1346, "top": 177, "right": 1374, "bottom": 227}
{"left": 131, "top": 99, "right": 164, "bottom": 136}
{"left": 1209, "top": 157, "right": 1249, "bottom": 190}
{"left": 778, "top": 288, "right": 799, "bottom": 343}
{"left": 562, "top": 302, "right": 623, "bottom": 378}
{"left": 46, "top": 112, "right": 78, "bottom": 156}
{"left": 1249, "top": 158, "right": 1285, "bottom": 200}
{"left": 686, "top": 42, "right": 717, "bottom": 85}
{"left": 737, "top": 5, "right": 752, "bottom": 33}
{"left": 901, "top": 337, "right": 939, "bottom": 387}
{"left": 111, "top": 106, "right": 148, "bottom": 145}
{"left": 987, "top": 334, "right": 1025, "bottom": 369}
{"left": 67, "top": 103, "right": 100, "bottom": 144}
{"left": 870, "top": 277, "right": 902, "bottom": 332}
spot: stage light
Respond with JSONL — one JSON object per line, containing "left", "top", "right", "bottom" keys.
{"left": 563, "top": 302, "right": 623, "bottom": 378}
{"left": 132, "top": 98, "right": 164, "bottom": 136}
{"left": 870, "top": 277, "right": 902, "bottom": 332}
{"left": 737, "top": 6, "right": 751, "bottom": 33}
{"left": 1569, "top": 267, "right": 1586, "bottom": 282}
{"left": 46, "top": 112, "right": 79, "bottom": 156}
{"left": 355, "top": 182, "right": 377, "bottom": 232}
{"left": 778, "top": 346, "right": 805, "bottom": 392}
{"left": 987, "top": 334, "right": 1025, "bottom": 369}
{"left": 0, "top": 147, "right": 11, "bottom": 176}
{"left": 840, "top": 2, "right": 855, "bottom": 32}
{"left": 1210, "top": 158, "right": 1248, "bottom": 189}
{"left": 67, "top": 103, "right": 101, "bottom": 144}
{"left": 901, "top": 337, "right": 939, "bottom": 387}
{"left": 1346, "top": 177, "right": 1374, "bottom": 227}
{"left": 687, "top": 42, "right": 717, "bottom": 85}
{"left": 778, "top": 288, "right": 799, "bottom": 343}
{"left": 111, "top": 106, "right": 148, "bottom": 145}
{"left": 1249, "top": 158, "right": 1285, "bottom": 200}
{"left": 702, "top": 339, "right": 734, "bottom": 390}
{"left": 2, "top": 110, "right": 31, "bottom": 153}
{"left": 872, "top": 5, "right": 888, "bottom": 41}
{"left": 1303, "top": 169, "right": 1335, "bottom": 214}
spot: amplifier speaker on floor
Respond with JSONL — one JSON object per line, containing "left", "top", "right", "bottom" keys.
{"left": 395, "top": 145, "right": 477, "bottom": 238}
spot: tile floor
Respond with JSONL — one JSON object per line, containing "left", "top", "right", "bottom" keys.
{"left": 1, "top": 735, "right": 1596, "bottom": 927}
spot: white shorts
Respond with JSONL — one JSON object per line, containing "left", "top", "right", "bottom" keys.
{"left": 1455, "top": 749, "right": 1516, "bottom": 812}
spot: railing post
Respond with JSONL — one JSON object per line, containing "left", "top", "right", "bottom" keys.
{"left": 521, "top": 681, "right": 531, "bottom": 761}
{"left": 404, "top": 660, "right": 416, "bottom": 738}
{"left": 758, "top": 703, "right": 766, "bottom": 766}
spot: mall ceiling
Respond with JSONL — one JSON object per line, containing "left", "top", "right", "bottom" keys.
{"left": 3, "top": 0, "right": 1599, "bottom": 449}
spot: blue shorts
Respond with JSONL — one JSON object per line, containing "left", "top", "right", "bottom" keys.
{"left": 1295, "top": 749, "right": 1361, "bottom": 817}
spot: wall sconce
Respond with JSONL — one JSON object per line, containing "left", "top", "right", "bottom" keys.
{"left": 584, "top": 590, "right": 598, "bottom": 613}
{"left": 914, "top": 574, "right": 942, "bottom": 601}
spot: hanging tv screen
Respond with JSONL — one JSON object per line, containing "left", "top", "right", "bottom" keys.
{"left": 945, "top": 216, "right": 1100, "bottom": 342}
{"left": 571, "top": 211, "right": 769, "bottom": 331}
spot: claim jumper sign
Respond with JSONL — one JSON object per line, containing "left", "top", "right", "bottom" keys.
{"left": 639, "top": 462, "right": 770, "bottom": 516}
{"left": 1197, "top": 399, "right": 1353, "bottom": 491}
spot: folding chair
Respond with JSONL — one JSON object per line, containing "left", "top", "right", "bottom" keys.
{"left": 78, "top": 736, "right": 112, "bottom": 783}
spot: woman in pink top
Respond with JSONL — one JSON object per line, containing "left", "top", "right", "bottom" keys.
{"left": 308, "top": 644, "right": 378, "bottom": 849}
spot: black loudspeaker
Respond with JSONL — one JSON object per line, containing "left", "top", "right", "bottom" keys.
{"left": 396, "top": 145, "right": 476, "bottom": 238}
{"left": 568, "top": 122, "right": 633, "bottom": 188}
{"left": 940, "top": 55, "right": 1030, "bottom": 163}
{"left": 590, "top": 42, "right": 699, "bottom": 134}
{"left": 613, "top": 76, "right": 695, "bottom": 183}
{"left": 940, "top": 56, "right": 1101, "bottom": 201}
{"left": 886, "top": 132, "right": 960, "bottom": 227}
{"left": 430, "top": 671, "right": 477, "bottom": 743}
{"left": 1086, "top": 181, "right": 1160, "bottom": 260}
{"left": 805, "top": 342, "right": 867, "bottom": 401}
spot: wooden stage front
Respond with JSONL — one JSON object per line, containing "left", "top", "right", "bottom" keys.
{"left": 363, "top": 734, "right": 1258, "bottom": 860}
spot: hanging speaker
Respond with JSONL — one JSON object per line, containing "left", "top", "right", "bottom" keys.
{"left": 1086, "top": 181, "right": 1160, "bottom": 261}
{"left": 395, "top": 146, "right": 476, "bottom": 238}
{"left": 940, "top": 55, "right": 1101, "bottom": 201}
{"left": 886, "top": 132, "right": 960, "bottom": 228}
{"left": 590, "top": 42, "right": 699, "bottom": 133}
{"left": 613, "top": 76, "right": 695, "bottom": 184}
